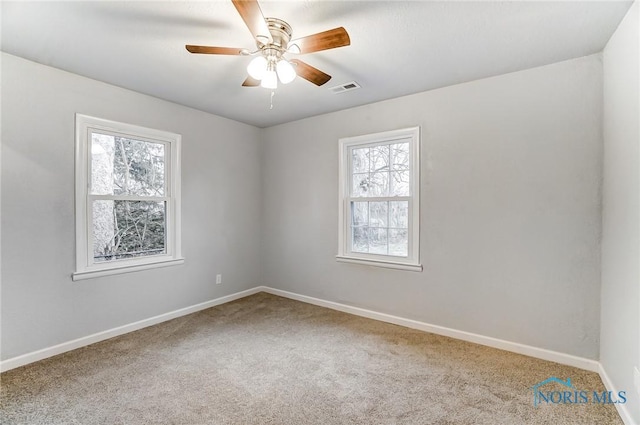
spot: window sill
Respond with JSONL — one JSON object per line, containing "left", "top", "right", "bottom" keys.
{"left": 335, "top": 255, "right": 422, "bottom": 272}
{"left": 72, "top": 258, "right": 185, "bottom": 281}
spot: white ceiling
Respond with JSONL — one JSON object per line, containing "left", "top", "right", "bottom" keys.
{"left": 1, "top": 1, "right": 633, "bottom": 128}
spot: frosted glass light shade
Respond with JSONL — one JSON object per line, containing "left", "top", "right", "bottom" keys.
{"left": 261, "top": 70, "right": 278, "bottom": 89}
{"left": 276, "top": 59, "right": 296, "bottom": 84}
{"left": 247, "top": 56, "right": 267, "bottom": 80}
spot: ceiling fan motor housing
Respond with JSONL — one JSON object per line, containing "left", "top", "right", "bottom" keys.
{"left": 258, "top": 18, "right": 293, "bottom": 59}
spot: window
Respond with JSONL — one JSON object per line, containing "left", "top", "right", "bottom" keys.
{"left": 337, "top": 127, "right": 421, "bottom": 271}
{"left": 73, "top": 114, "right": 183, "bottom": 280}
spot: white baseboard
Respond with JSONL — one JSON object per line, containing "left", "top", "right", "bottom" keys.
{"left": 0, "top": 287, "right": 262, "bottom": 372}
{"left": 258, "top": 286, "right": 601, "bottom": 373}
{"left": 3, "top": 285, "right": 630, "bottom": 424}
{"left": 0, "top": 285, "right": 605, "bottom": 375}
{"left": 1, "top": 285, "right": 601, "bottom": 374}
{"left": 599, "top": 363, "right": 638, "bottom": 425}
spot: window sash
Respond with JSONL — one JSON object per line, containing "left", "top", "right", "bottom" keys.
{"left": 348, "top": 138, "right": 412, "bottom": 198}
{"left": 88, "top": 128, "right": 170, "bottom": 198}
{"left": 345, "top": 198, "right": 415, "bottom": 259}
{"left": 86, "top": 199, "right": 172, "bottom": 267}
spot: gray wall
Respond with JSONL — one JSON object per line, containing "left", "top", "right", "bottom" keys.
{"left": 1, "top": 53, "right": 262, "bottom": 360}
{"left": 601, "top": 2, "right": 639, "bottom": 422}
{"left": 1, "top": 49, "right": 616, "bottom": 368}
{"left": 262, "top": 55, "right": 604, "bottom": 359}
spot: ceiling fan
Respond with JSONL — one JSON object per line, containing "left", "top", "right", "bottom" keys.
{"left": 186, "top": 0, "right": 350, "bottom": 89}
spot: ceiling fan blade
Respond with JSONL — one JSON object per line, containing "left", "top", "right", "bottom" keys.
{"left": 242, "top": 76, "right": 261, "bottom": 87}
{"left": 231, "top": 0, "right": 273, "bottom": 44}
{"left": 290, "top": 59, "right": 331, "bottom": 86}
{"left": 289, "top": 27, "right": 350, "bottom": 54}
{"left": 186, "top": 45, "right": 245, "bottom": 55}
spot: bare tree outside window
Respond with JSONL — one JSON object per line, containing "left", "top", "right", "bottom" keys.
{"left": 91, "top": 133, "right": 167, "bottom": 262}
{"left": 350, "top": 142, "right": 410, "bottom": 257}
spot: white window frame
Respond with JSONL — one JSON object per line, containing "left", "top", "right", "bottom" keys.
{"left": 337, "top": 127, "right": 422, "bottom": 272}
{"left": 73, "top": 114, "right": 183, "bottom": 281}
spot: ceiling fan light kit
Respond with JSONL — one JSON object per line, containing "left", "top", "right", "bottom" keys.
{"left": 245, "top": 17, "right": 296, "bottom": 89}
{"left": 247, "top": 56, "right": 267, "bottom": 80}
{"left": 276, "top": 59, "right": 296, "bottom": 84}
{"left": 261, "top": 64, "right": 278, "bottom": 89}
{"left": 186, "top": 0, "right": 350, "bottom": 90}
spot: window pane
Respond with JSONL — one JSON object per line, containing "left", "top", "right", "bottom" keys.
{"left": 92, "top": 200, "right": 166, "bottom": 262}
{"left": 352, "top": 173, "right": 370, "bottom": 197}
{"left": 368, "top": 228, "right": 388, "bottom": 255}
{"left": 390, "top": 170, "right": 410, "bottom": 196}
{"left": 91, "top": 132, "right": 165, "bottom": 196}
{"left": 91, "top": 134, "right": 116, "bottom": 195}
{"left": 369, "top": 172, "right": 389, "bottom": 197}
{"left": 389, "top": 201, "right": 409, "bottom": 229}
{"left": 352, "top": 172, "right": 390, "bottom": 197}
{"left": 389, "top": 229, "right": 408, "bottom": 257}
{"left": 352, "top": 226, "right": 369, "bottom": 253}
{"left": 370, "top": 145, "right": 390, "bottom": 173}
{"left": 369, "top": 202, "right": 388, "bottom": 228}
{"left": 390, "top": 142, "right": 410, "bottom": 170}
{"left": 351, "top": 202, "right": 369, "bottom": 226}
{"left": 351, "top": 148, "right": 370, "bottom": 174}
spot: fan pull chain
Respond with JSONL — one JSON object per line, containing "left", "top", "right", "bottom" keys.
{"left": 270, "top": 91, "right": 275, "bottom": 110}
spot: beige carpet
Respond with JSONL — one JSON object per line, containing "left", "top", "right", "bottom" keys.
{"left": 0, "top": 292, "right": 623, "bottom": 424}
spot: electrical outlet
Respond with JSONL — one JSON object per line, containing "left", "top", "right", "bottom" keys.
{"left": 634, "top": 366, "right": 640, "bottom": 397}
{"left": 216, "top": 274, "right": 222, "bottom": 285}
